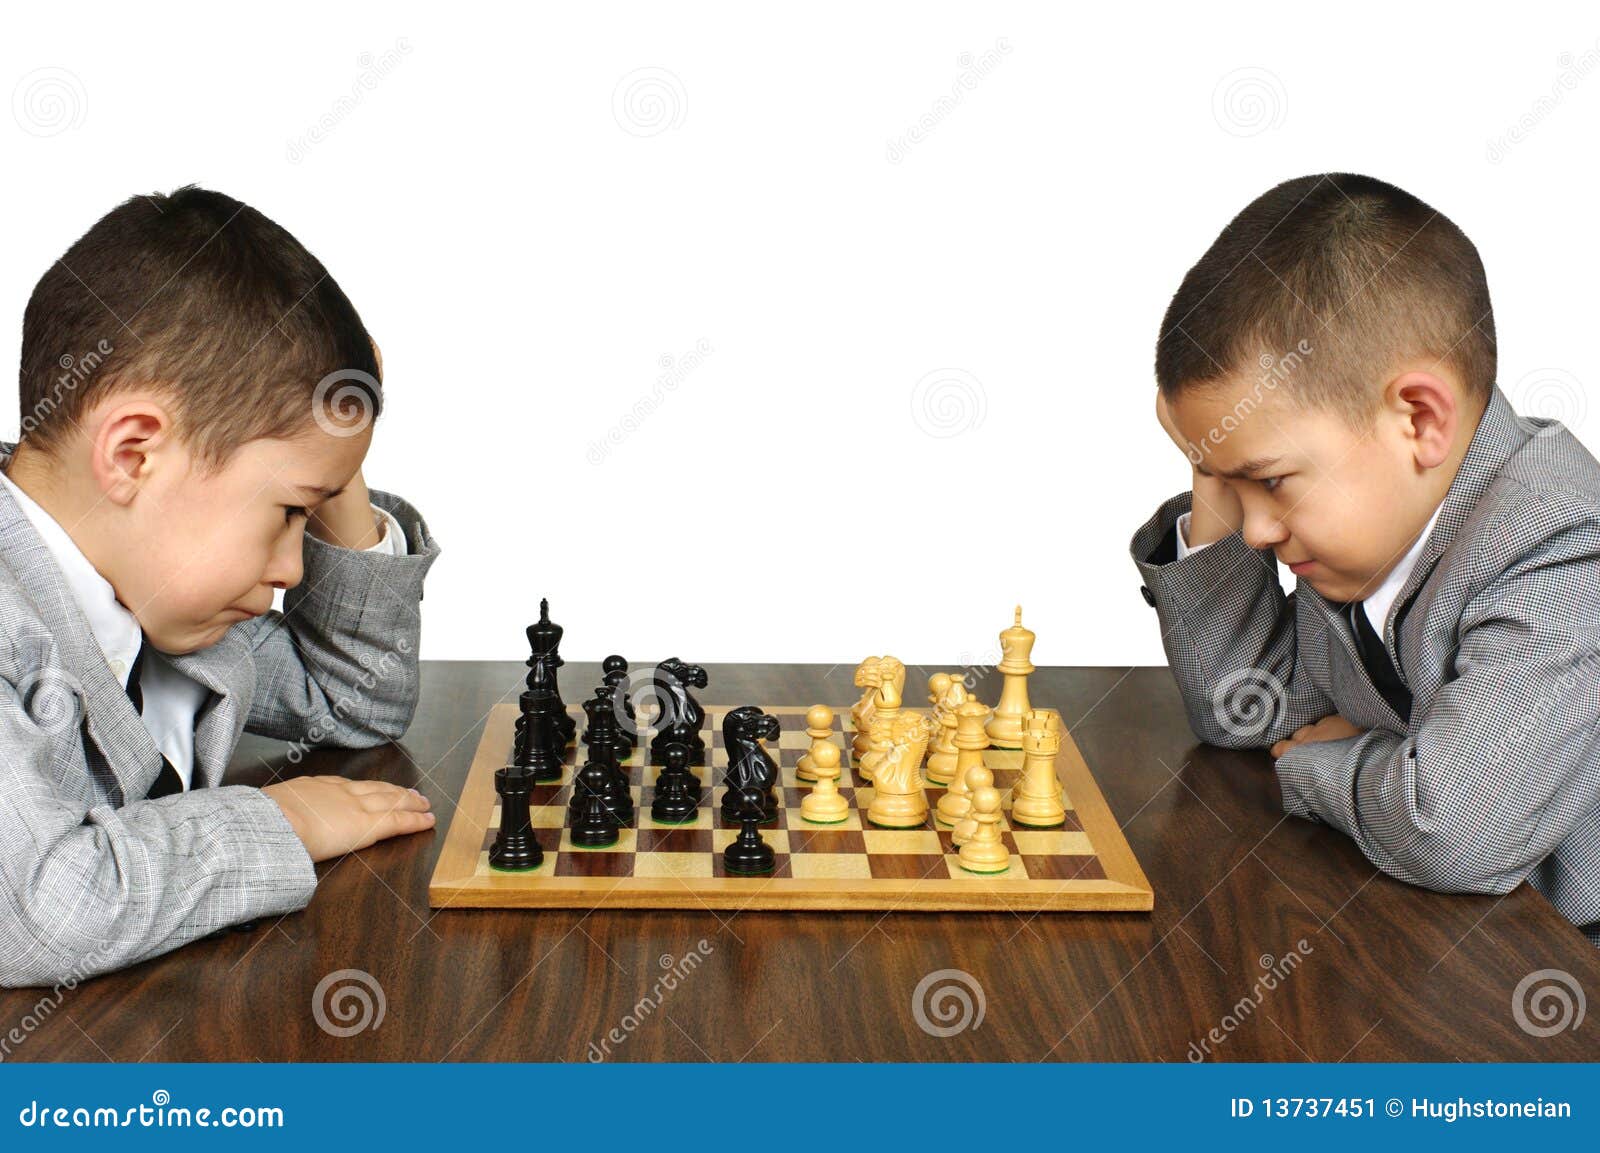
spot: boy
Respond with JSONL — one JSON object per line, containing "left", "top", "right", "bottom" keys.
{"left": 0, "top": 187, "right": 441, "bottom": 987}
{"left": 1132, "top": 173, "right": 1600, "bottom": 947}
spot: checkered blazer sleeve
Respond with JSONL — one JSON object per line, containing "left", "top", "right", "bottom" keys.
{"left": 1274, "top": 494, "right": 1600, "bottom": 895}
{"left": 0, "top": 688, "right": 317, "bottom": 986}
{"left": 1131, "top": 491, "right": 1337, "bottom": 748}
{"left": 243, "top": 488, "right": 441, "bottom": 748}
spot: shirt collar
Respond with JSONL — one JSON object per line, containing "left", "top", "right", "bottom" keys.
{"left": 1362, "top": 499, "right": 1445, "bottom": 635}
{"left": 0, "top": 465, "right": 142, "bottom": 683}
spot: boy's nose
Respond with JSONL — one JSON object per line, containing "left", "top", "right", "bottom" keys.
{"left": 1241, "top": 508, "right": 1289, "bottom": 551}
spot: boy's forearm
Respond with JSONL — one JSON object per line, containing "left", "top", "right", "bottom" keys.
{"left": 245, "top": 489, "right": 440, "bottom": 747}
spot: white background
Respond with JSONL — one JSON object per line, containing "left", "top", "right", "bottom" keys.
{"left": 3, "top": 2, "right": 1598, "bottom": 666}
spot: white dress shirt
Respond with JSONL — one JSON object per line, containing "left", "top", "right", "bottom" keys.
{"left": 1175, "top": 502, "right": 1445, "bottom": 639}
{"left": 0, "top": 467, "right": 406, "bottom": 790}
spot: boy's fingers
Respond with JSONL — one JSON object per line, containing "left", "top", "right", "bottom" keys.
{"left": 381, "top": 808, "right": 437, "bottom": 839}
{"left": 359, "top": 788, "right": 431, "bottom": 814}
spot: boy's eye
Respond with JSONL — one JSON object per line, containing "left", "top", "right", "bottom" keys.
{"left": 1259, "top": 476, "right": 1284, "bottom": 493}
{"left": 284, "top": 505, "right": 308, "bottom": 523}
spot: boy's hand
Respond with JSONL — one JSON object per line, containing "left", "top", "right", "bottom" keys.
{"left": 263, "top": 776, "right": 435, "bottom": 863}
{"left": 1270, "top": 714, "right": 1365, "bottom": 758}
{"left": 1155, "top": 389, "right": 1244, "bottom": 546}
{"left": 307, "top": 469, "right": 386, "bottom": 550}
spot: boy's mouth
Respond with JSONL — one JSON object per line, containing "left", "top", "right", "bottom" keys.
{"left": 1283, "top": 556, "right": 1317, "bottom": 575}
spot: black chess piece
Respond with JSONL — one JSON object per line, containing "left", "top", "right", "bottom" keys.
{"left": 651, "top": 742, "right": 700, "bottom": 824}
{"left": 723, "top": 786, "right": 775, "bottom": 875}
{"left": 489, "top": 766, "right": 544, "bottom": 869}
{"left": 648, "top": 658, "right": 709, "bottom": 765}
{"left": 602, "top": 655, "right": 637, "bottom": 750}
{"left": 570, "top": 760, "right": 621, "bottom": 848}
{"left": 527, "top": 599, "right": 577, "bottom": 746}
{"left": 719, "top": 705, "right": 780, "bottom": 824}
{"left": 509, "top": 685, "right": 565, "bottom": 782}
{"left": 582, "top": 690, "right": 634, "bottom": 824}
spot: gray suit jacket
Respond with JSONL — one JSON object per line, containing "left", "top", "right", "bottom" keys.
{"left": 0, "top": 441, "right": 441, "bottom": 986}
{"left": 1132, "top": 387, "right": 1600, "bottom": 947}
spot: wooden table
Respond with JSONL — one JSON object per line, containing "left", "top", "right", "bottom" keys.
{"left": 6, "top": 663, "right": 1598, "bottom": 1062}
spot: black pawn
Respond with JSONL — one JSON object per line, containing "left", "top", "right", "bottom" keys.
{"left": 603, "top": 655, "right": 637, "bottom": 750}
{"left": 489, "top": 766, "right": 544, "bottom": 870}
{"left": 570, "top": 761, "right": 621, "bottom": 848}
{"left": 723, "top": 786, "right": 775, "bottom": 875}
{"left": 651, "top": 743, "right": 699, "bottom": 825}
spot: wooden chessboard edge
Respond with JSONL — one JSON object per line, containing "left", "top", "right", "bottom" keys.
{"left": 426, "top": 878, "right": 1154, "bottom": 912}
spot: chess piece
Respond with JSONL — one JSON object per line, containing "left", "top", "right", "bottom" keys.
{"left": 796, "top": 704, "right": 835, "bottom": 782}
{"left": 923, "top": 673, "right": 969, "bottom": 785}
{"left": 723, "top": 786, "right": 775, "bottom": 875}
{"left": 582, "top": 692, "right": 633, "bottom": 824}
{"left": 720, "top": 706, "right": 780, "bottom": 823}
{"left": 650, "top": 742, "right": 699, "bottom": 825}
{"left": 957, "top": 785, "right": 1010, "bottom": 874}
{"left": 985, "top": 606, "right": 1036, "bottom": 749}
{"left": 867, "top": 713, "right": 934, "bottom": 828}
{"left": 489, "top": 766, "right": 544, "bottom": 869}
{"left": 850, "top": 656, "right": 883, "bottom": 760}
{"left": 799, "top": 742, "right": 849, "bottom": 824}
{"left": 856, "top": 656, "right": 905, "bottom": 785}
{"left": 936, "top": 699, "right": 991, "bottom": 826}
{"left": 951, "top": 765, "right": 992, "bottom": 847}
{"left": 602, "top": 655, "right": 637, "bottom": 749}
{"left": 509, "top": 684, "right": 565, "bottom": 782}
{"left": 570, "top": 760, "right": 621, "bottom": 848}
{"left": 526, "top": 599, "right": 577, "bottom": 746}
{"left": 1011, "top": 709, "right": 1067, "bottom": 829}
{"left": 648, "top": 658, "right": 709, "bottom": 765}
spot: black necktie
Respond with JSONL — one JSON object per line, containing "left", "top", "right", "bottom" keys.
{"left": 1345, "top": 600, "right": 1412, "bottom": 723}
{"left": 125, "top": 645, "right": 185, "bottom": 799}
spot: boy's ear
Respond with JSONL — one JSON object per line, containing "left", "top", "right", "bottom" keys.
{"left": 91, "top": 402, "right": 176, "bottom": 506}
{"left": 1386, "top": 370, "right": 1458, "bottom": 470}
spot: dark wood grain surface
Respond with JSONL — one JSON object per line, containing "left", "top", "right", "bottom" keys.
{"left": 4, "top": 662, "right": 1597, "bottom": 1062}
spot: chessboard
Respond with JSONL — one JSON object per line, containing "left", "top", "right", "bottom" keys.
{"left": 428, "top": 703, "right": 1154, "bottom": 913}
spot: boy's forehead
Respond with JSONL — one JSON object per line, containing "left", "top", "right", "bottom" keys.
{"left": 233, "top": 426, "right": 370, "bottom": 486}
{"left": 1170, "top": 379, "right": 1314, "bottom": 471}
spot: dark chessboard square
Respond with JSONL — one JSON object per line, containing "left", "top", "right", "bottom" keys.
{"left": 712, "top": 852, "right": 792, "bottom": 879}
{"left": 787, "top": 829, "right": 866, "bottom": 855}
{"left": 866, "top": 853, "right": 948, "bottom": 880}
{"left": 528, "top": 785, "right": 566, "bottom": 805}
{"left": 554, "top": 851, "right": 637, "bottom": 878}
{"left": 636, "top": 827, "right": 715, "bottom": 853}
{"left": 1019, "top": 854, "right": 1106, "bottom": 881}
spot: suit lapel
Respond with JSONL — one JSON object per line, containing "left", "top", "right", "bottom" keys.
{"left": 1300, "top": 386, "right": 1531, "bottom": 725}
{"left": 0, "top": 444, "right": 163, "bottom": 802}
{"left": 164, "top": 632, "right": 253, "bottom": 788}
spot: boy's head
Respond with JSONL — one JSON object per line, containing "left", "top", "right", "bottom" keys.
{"left": 1155, "top": 173, "right": 1496, "bottom": 603}
{"left": 7, "top": 186, "right": 381, "bottom": 655}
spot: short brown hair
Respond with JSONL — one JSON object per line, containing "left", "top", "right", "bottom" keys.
{"left": 16, "top": 186, "right": 381, "bottom": 468}
{"left": 1154, "top": 173, "right": 1495, "bottom": 427}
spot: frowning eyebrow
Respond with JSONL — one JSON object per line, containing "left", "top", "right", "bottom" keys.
{"left": 1195, "top": 455, "right": 1285, "bottom": 480}
{"left": 295, "top": 483, "right": 346, "bottom": 501}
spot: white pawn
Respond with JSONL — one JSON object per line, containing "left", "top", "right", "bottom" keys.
{"left": 957, "top": 785, "right": 1010, "bottom": 874}
{"left": 951, "top": 765, "right": 993, "bottom": 847}
{"left": 796, "top": 704, "right": 835, "bottom": 782}
{"left": 800, "top": 743, "right": 848, "bottom": 824}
